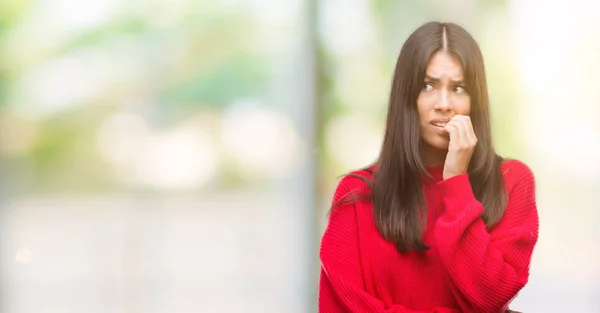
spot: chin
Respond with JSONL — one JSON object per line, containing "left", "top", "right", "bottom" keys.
{"left": 424, "top": 137, "right": 449, "bottom": 151}
{"left": 433, "top": 142, "right": 449, "bottom": 151}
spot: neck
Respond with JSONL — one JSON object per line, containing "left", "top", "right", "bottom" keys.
{"left": 422, "top": 146, "right": 447, "bottom": 167}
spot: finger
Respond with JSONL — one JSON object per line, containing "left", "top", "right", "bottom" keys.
{"left": 461, "top": 115, "right": 477, "bottom": 144}
{"left": 451, "top": 115, "right": 474, "bottom": 145}
{"left": 443, "top": 123, "right": 458, "bottom": 144}
{"left": 446, "top": 120, "right": 463, "bottom": 143}
{"left": 457, "top": 116, "right": 472, "bottom": 143}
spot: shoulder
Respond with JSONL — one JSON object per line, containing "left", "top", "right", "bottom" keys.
{"left": 502, "top": 159, "right": 534, "bottom": 181}
{"left": 332, "top": 167, "right": 374, "bottom": 201}
{"left": 502, "top": 158, "right": 533, "bottom": 175}
{"left": 328, "top": 167, "right": 374, "bottom": 222}
{"left": 501, "top": 159, "right": 536, "bottom": 196}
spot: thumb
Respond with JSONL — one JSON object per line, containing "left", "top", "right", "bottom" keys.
{"left": 444, "top": 124, "right": 456, "bottom": 143}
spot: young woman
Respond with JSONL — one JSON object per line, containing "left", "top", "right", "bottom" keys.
{"left": 318, "top": 22, "right": 538, "bottom": 313}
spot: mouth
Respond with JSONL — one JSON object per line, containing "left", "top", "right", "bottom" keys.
{"left": 430, "top": 117, "right": 451, "bottom": 128}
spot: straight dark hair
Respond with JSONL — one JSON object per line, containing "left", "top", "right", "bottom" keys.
{"left": 334, "top": 22, "right": 507, "bottom": 253}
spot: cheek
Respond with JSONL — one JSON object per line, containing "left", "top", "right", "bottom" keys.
{"left": 416, "top": 96, "right": 433, "bottom": 119}
{"left": 455, "top": 96, "right": 471, "bottom": 115}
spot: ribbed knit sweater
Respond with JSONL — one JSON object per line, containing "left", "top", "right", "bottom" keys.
{"left": 318, "top": 160, "right": 539, "bottom": 313}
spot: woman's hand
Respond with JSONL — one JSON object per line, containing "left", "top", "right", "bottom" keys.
{"left": 442, "top": 115, "right": 477, "bottom": 180}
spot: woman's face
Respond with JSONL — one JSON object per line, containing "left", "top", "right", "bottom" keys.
{"left": 417, "top": 51, "right": 471, "bottom": 155}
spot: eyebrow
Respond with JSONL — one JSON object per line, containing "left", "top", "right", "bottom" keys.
{"left": 425, "top": 75, "right": 465, "bottom": 84}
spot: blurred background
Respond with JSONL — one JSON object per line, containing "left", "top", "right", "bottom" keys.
{"left": 0, "top": 0, "right": 598, "bottom": 312}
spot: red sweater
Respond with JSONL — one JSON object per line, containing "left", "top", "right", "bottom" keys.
{"left": 318, "top": 160, "right": 539, "bottom": 313}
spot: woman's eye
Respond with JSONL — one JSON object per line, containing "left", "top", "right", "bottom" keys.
{"left": 454, "top": 86, "right": 466, "bottom": 94}
{"left": 423, "top": 83, "right": 434, "bottom": 91}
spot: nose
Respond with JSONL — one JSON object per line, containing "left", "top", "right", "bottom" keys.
{"left": 434, "top": 90, "right": 452, "bottom": 112}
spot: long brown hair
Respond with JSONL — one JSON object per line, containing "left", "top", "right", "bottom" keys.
{"left": 335, "top": 22, "right": 507, "bottom": 253}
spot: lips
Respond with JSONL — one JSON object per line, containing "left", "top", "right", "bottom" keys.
{"left": 430, "top": 117, "right": 451, "bottom": 127}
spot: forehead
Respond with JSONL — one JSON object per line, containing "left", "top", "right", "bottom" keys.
{"left": 425, "top": 51, "right": 464, "bottom": 79}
